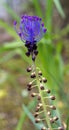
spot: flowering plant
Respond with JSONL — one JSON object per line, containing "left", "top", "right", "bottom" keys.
{"left": 14, "top": 15, "right": 64, "bottom": 130}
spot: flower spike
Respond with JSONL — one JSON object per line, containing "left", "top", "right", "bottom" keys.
{"left": 14, "top": 15, "right": 64, "bottom": 130}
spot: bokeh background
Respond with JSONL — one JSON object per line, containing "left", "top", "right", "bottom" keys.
{"left": 0, "top": 0, "right": 69, "bottom": 130}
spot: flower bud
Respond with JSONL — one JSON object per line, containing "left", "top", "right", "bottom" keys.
{"left": 41, "top": 127, "right": 46, "bottom": 130}
{"left": 34, "top": 112, "right": 39, "bottom": 118}
{"left": 27, "top": 87, "right": 31, "bottom": 91}
{"left": 50, "top": 96, "right": 56, "bottom": 100}
{"left": 38, "top": 103, "right": 42, "bottom": 107}
{"left": 31, "top": 72, "right": 36, "bottom": 78}
{"left": 46, "top": 89, "right": 51, "bottom": 94}
{"left": 58, "top": 127, "right": 64, "bottom": 130}
{"left": 50, "top": 118, "right": 54, "bottom": 123}
{"left": 27, "top": 67, "right": 32, "bottom": 72}
{"left": 35, "top": 106, "right": 40, "bottom": 112}
{"left": 50, "top": 105, "right": 56, "bottom": 110}
{"left": 35, "top": 118, "right": 41, "bottom": 123}
{"left": 27, "top": 82, "right": 32, "bottom": 87}
{"left": 34, "top": 50, "right": 38, "bottom": 55}
{"left": 42, "top": 77, "right": 47, "bottom": 83}
{"left": 37, "top": 95, "right": 41, "bottom": 100}
{"left": 31, "top": 93, "right": 36, "bottom": 97}
{"left": 38, "top": 71, "right": 42, "bottom": 76}
{"left": 53, "top": 116, "right": 59, "bottom": 121}
{"left": 39, "top": 79, "right": 42, "bottom": 83}
{"left": 25, "top": 51, "right": 30, "bottom": 56}
{"left": 40, "top": 85, "right": 44, "bottom": 90}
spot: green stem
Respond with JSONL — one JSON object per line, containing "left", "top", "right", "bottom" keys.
{"left": 37, "top": 79, "right": 53, "bottom": 130}
{"left": 33, "top": 61, "right": 53, "bottom": 130}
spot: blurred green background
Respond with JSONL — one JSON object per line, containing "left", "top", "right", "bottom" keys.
{"left": 0, "top": 0, "right": 69, "bottom": 130}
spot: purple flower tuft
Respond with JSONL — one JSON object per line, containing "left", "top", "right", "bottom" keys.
{"left": 14, "top": 15, "right": 47, "bottom": 61}
{"left": 14, "top": 15, "right": 47, "bottom": 43}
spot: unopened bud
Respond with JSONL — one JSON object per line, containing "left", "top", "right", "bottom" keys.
{"left": 58, "top": 127, "right": 64, "bottom": 130}
{"left": 39, "top": 79, "right": 42, "bottom": 83}
{"left": 38, "top": 103, "right": 42, "bottom": 107}
{"left": 46, "top": 89, "right": 51, "bottom": 93}
{"left": 37, "top": 95, "right": 41, "bottom": 100}
{"left": 50, "top": 95, "right": 56, "bottom": 100}
{"left": 34, "top": 112, "right": 39, "bottom": 118}
{"left": 34, "top": 50, "right": 38, "bottom": 55}
{"left": 27, "top": 82, "right": 32, "bottom": 87}
{"left": 50, "top": 105, "right": 56, "bottom": 110}
{"left": 31, "top": 93, "right": 36, "bottom": 97}
{"left": 27, "top": 87, "right": 31, "bottom": 91}
{"left": 53, "top": 116, "right": 59, "bottom": 121}
{"left": 35, "top": 118, "right": 41, "bottom": 123}
{"left": 40, "top": 85, "right": 44, "bottom": 90}
{"left": 42, "top": 77, "right": 47, "bottom": 83}
{"left": 50, "top": 118, "right": 54, "bottom": 123}
{"left": 35, "top": 106, "right": 40, "bottom": 112}
{"left": 27, "top": 67, "right": 32, "bottom": 72}
{"left": 38, "top": 71, "right": 42, "bottom": 76}
{"left": 31, "top": 72, "right": 36, "bottom": 78}
{"left": 41, "top": 127, "right": 46, "bottom": 130}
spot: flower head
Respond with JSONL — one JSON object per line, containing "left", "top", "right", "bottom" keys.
{"left": 14, "top": 15, "right": 46, "bottom": 43}
{"left": 14, "top": 15, "right": 47, "bottom": 61}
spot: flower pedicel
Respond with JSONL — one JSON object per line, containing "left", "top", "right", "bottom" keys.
{"left": 14, "top": 15, "right": 64, "bottom": 130}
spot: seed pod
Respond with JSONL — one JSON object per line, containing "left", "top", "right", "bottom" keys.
{"left": 39, "top": 79, "right": 42, "bottom": 83}
{"left": 50, "top": 118, "right": 54, "bottom": 123}
{"left": 37, "top": 95, "right": 41, "bottom": 100}
{"left": 50, "top": 95, "right": 56, "bottom": 100}
{"left": 50, "top": 105, "right": 56, "bottom": 110}
{"left": 46, "top": 89, "right": 51, "bottom": 94}
{"left": 27, "top": 82, "right": 32, "bottom": 87}
{"left": 41, "top": 127, "right": 46, "bottom": 130}
{"left": 38, "top": 103, "right": 42, "bottom": 107}
{"left": 58, "top": 127, "right": 64, "bottom": 130}
{"left": 27, "top": 87, "right": 31, "bottom": 91}
{"left": 38, "top": 71, "right": 42, "bottom": 76}
{"left": 35, "top": 106, "right": 40, "bottom": 112}
{"left": 35, "top": 118, "right": 41, "bottom": 123}
{"left": 42, "top": 77, "right": 47, "bottom": 83}
{"left": 34, "top": 112, "right": 39, "bottom": 118}
{"left": 27, "top": 67, "right": 32, "bottom": 72}
{"left": 40, "top": 85, "right": 44, "bottom": 90}
{"left": 31, "top": 72, "right": 36, "bottom": 78}
{"left": 31, "top": 93, "right": 36, "bottom": 97}
{"left": 53, "top": 116, "right": 59, "bottom": 121}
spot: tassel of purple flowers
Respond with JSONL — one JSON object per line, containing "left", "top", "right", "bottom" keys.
{"left": 14, "top": 15, "right": 46, "bottom": 61}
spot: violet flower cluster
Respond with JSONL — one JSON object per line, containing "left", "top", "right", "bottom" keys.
{"left": 14, "top": 15, "right": 47, "bottom": 61}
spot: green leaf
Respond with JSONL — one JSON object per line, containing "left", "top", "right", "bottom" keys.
{"left": 66, "top": 117, "right": 69, "bottom": 130}
{"left": 53, "top": 0, "right": 65, "bottom": 18}
{"left": 33, "top": 0, "right": 43, "bottom": 17}
{"left": 0, "top": 20, "right": 18, "bottom": 39}
{"left": 46, "top": 0, "right": 53, "bottom": 35}
{"left": 23, "top": 104, "right": 44, "bottom": 130}
{"left": 16, "top": 100, "right": 36, "bottom": 130}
